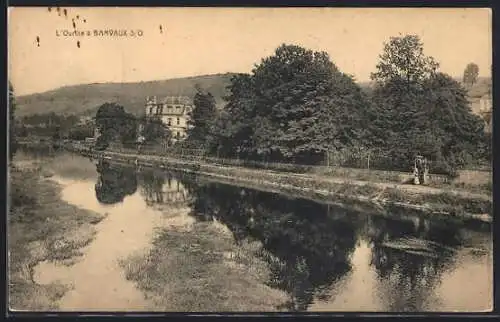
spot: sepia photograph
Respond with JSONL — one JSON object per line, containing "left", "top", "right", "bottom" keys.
{"left": 7, "top": 7, "right": 493, "bottom": 312}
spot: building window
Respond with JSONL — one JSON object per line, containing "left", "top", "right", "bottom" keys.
{"left": 167, "top": 118, "right": 172, "bottom": 126}
{"left": 176, "top": 131, "right": 180, "bottom": 139}
{"left": 149, "top": 107, "right": 153, "bottom": 115}
{"left": 167, "top": 105, "right": 173, "bottom": 109}
{"left": 177, "top": 117, "right": 180, "bottom": 125}
{"left": 176, "top": 105, "right": 181, "bottom": 109}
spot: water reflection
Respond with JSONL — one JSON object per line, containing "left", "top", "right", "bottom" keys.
{"left": 183, "top": 179, "right": 359, "bottom": 311}
{"left": 173, "top": 173, "right": 490, "bottom": 312}
{"left": 366, "top": 216, "right": 464, "bottom": 311}
{"left": 21, "top": 149, "right": 490, "bottom": 312}
{"left": 138, "top": 169, "right": 190, "bottom": 207}
{"left": 95, "top": 160, "right": 138, "bottom": 204}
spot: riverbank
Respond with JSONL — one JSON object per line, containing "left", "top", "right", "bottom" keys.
{"left": 90, "top": 150, "right": 492, "bottom": 223}
{"left": 120, "top": 221, "right": 290, "bottom": 311}
{"left": 8, "top": 162, "right": 106, "bottom": 311}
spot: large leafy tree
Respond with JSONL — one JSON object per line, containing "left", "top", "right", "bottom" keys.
{"left": 217, "top": 44, "right": 371, "bottom": 164}
{"left": 463, "top": 62, "right": 479, "bottom": 88}
{"left": 371, "top": 35, "right": 439, "bottom": 91}
{"left": 95, "top": 102, "right": 137, "bottom": 149}
{"left": 370, "top": 35, "right": 486, "bottom": 172}
{"left": 421, "top": 73, "right": 486, "bottom": 165}
{"left": 187, "top": 88, "right": 217, "bottom": 147}
{"left": 209, "top": 73, "right": 258, "bottom": 158}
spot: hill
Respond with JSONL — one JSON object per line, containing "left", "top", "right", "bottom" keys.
{"left": 14, "top": 74, "right": 491, "bottom": 118}
{"left": 15, "top": 73, "right": 236, "bottom": 117}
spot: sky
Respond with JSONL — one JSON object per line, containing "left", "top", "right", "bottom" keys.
{"left": 8, "top": 7, "right": 492, "bottom": 96}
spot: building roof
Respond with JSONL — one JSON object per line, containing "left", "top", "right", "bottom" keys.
{"left": 146, "top": 96, "right": 192, "bottom": 105}
{"left": 161, "top": 107, "right": 190, "bottom": 116}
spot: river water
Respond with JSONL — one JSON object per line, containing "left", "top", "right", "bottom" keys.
{"left": 15, "top": 148, "right": 493, "bottom": 312}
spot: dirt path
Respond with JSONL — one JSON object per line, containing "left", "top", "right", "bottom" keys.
{"left": 301, "top": 173, "right": 491, "bottom": 200}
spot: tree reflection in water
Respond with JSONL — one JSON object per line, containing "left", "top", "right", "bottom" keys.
{"left": 366, "top": 215, "right": 465, "bottom": 312}
{"left": 94, "top": 160, "right": 138, "bottom": 204}
{"left": 182, "top": 178, "right": 360, "bottom": 312}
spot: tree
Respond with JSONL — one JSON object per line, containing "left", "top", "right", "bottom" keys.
{"left": 95, "top": 102, "right": 137, "bottom": 149}
{"left": 141, "top": 117, "right": 172, "bottom": 144}
{"left": 209, "top": 73, "right": 257, "bottom": 158}
{"left": 371, "top": 35, "right": 439, "bottom": 91}
{"left": 9, "top": 81, "right": 17, "bottom": 161}
{"left": 370, "top": 35, "right": 487, "bottom": 173}
{"left": 420, "top": 73, "right": 485, "bottom": 167}
{"left": 187, "top": 88, "right": 217, "bottom": 146}
{"left": 220, "top": 44, "right": 371, "bottom": 164}
{"left": 463, "top": 62, "right": 479, "bottom": 87}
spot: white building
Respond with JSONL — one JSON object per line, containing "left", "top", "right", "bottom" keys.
{"left": 145, "top": 96, "right": 193, "bottom": 141}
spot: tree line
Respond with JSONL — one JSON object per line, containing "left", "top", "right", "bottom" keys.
{"left": 187, "top": 35, "right": 491, "bottom": 174}
{"left": 11, "top": 111, "right": 93, "bottom": 142}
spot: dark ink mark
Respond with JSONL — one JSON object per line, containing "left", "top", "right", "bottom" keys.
{"left": 76, "top": 15, "right": 80, "bottom": 20}
{"left": 56, "top": 7, "right": 60, "bottom": 16}
{"left": 48, "top": 7, "right": 51, "bottom": 12}
{"left": 63, "top": 9, "right": 67, "bottom": 18}
{"left": 73, "top": 20, "right": 76, "bottom": 29}
{"left": 83, "top": 19, "right": 87, "bottom": 23}
{"left": 77, "top": 41, "right": 81, "bottom": 48}
{"left": 159, "top": 25, "right": 163, "bottom": 33}
{"left": 36, "top": 36, "right": 40, "bottom": 47}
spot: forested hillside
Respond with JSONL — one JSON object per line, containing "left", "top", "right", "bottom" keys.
{"left": 15, "top": 73, "right": 236, "bottom": 117}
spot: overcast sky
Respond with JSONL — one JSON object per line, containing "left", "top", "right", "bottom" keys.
{"left": 9, "top": 7, "right": 492, "bottom": 96}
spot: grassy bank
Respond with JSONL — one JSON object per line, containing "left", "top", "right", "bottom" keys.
{"left": 8, "top": 164, "right": 106, "bottom": 311}
{"left": 194, "top": 164, "right": 492, "bottom": 216}
{"left": 120, "top": 222, "right": 289, "bottom": 311}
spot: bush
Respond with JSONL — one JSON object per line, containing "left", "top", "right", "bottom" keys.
{"left": 429, "top": 161, "right": 458, "bottom": 178}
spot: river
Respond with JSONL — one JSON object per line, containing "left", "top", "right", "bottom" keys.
{"left": 14, "top": 148, "right": 493, "bottom": 312}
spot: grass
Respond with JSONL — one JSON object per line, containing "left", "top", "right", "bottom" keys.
{"left": 119, "top": 222, "right": 289, "bottom": 311}
{"left": 311, "top": 166, "right": 404, "bottom": 183}
{"left": 430, "top": 181, "right": 493, "bottom": 195}
{"left": 201, "top": 166, "right": 492, "bottom": 217}
{"left": 8, "top": 164, "right": 106, "bottom": 311}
